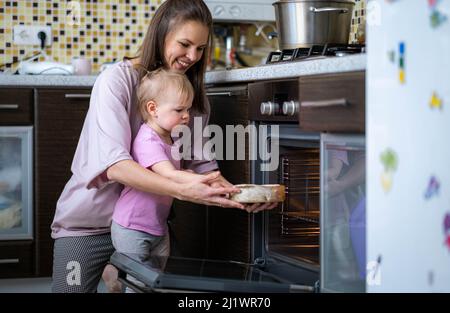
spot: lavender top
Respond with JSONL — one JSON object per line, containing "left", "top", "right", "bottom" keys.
{"left": 51, "top": 59, "right": 218, "bottom": 239}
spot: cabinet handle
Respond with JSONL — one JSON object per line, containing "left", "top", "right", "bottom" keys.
{"left": 0, "top": 104, "right": 19, "bottom": 110}
{"left": 300, "top": 98, "right": 348, "bottom": 108}
{"left": 206, "top": 92, "right": 233, "bottom": 97}
{"left": 0, "top": 258, "right": 20, "bottom": 264}
{"left": 65, "top": 94, "right": 91, "bottom": 99}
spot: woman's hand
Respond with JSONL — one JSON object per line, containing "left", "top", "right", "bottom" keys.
{"left": 204, "top": 171, "right": 233, "bottom": 189}
{"left": 177, "top": 172, "right": 245, "bottom": 209}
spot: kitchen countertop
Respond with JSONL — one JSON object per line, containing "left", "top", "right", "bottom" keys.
{"left": 0, "top": 54, "right": 366, "bottom": 87}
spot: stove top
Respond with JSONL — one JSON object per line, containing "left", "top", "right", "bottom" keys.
{"left": 266, "top": 44, "right": 365, "bottom": 64}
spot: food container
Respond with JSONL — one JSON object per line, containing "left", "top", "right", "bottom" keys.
{"left": 231, "top": 184, "right": 286, "bottom": 203}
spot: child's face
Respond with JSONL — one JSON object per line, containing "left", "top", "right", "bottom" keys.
{"left": 152, "top": 91, "right": 191, "bottom": 133}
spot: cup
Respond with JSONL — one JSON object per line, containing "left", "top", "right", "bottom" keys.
{"left": 72, "top": 57, "right": 92, "bottom": 75}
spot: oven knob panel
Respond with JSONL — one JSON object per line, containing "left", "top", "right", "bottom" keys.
{"left": 282, "top": 101, "right": 299, "bottom": 116}
{"left": 260, "top": 101, "right": 280, "bottom": 116}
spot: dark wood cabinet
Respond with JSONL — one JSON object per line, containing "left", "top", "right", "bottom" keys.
{"left": 169, "top": 84, "right": 253, "bottom": 262}
{"left": 0, "top": 241, "right": 34, "bottom": 278}
{"left": 0, "top": 88, "right": 33, "bottom": 125}
{"left": 206, "top": 84, "right": 252, "bottom": 262}
{"left": 35, "top": 88, "right": 91, "bottom": 276}
{"left": 299, "top": 71, "right": 365, "bottom": 133}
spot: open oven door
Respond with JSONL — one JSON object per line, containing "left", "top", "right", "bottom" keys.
{"left": 110, "top": 252, "right": 316, "bottom": 293}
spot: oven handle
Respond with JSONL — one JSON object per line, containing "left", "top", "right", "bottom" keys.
{"left": 300, "top": 98, "right": 348, "bottom": 108}
{"left": 0, "top": 104, "right": 19, "bottom": 110}
{"left": 206, "top": 91, "right": 247, "bottom": 97}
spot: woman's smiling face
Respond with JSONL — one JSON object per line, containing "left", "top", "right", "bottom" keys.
{"left": 163, "top": 20, "right": 209, "bottom": 73}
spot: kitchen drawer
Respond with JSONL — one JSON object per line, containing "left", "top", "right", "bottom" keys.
{"left": 0, "top": 241, "right": 34, "bottom": 278}
{"left": 0, "top": 88, "right": 34, "bottom": 125}
{"left": 299, "top": 71, "right": 365, "bottom": 133}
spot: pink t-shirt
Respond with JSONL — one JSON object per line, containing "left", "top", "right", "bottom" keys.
{"left": 112, "top": 124, "right": 180, "bottom": 236}
{"left": 51, "top": 59, "right": 218, "bottom": 239}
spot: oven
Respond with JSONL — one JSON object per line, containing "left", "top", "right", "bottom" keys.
{"left": 110, "top": 75, "right": 366, "bottom": 293}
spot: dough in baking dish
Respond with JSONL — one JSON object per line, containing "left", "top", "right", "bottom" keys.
{"left": 231, "top": 184, "right": 286, "bottom": 203}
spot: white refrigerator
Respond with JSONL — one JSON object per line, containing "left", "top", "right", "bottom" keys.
{"left": 367, "top": 0, "right": 450, "bottom": 291}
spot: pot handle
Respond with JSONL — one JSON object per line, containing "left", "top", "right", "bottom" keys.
{"left": 309, "top": 6, "right": 349, "bottom": 14}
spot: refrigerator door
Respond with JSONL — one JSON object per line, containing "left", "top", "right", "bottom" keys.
{"left": 367, "top": 0, "right": 450, "bottom": 291}
{"left": 110, "top": 252, "right": 315, "bottom": 293}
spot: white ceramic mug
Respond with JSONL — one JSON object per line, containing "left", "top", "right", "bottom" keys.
{"left": 72, "top": 57, "right": 92, "bottom": 75}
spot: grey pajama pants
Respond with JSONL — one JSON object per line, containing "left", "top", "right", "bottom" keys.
{"left": 51, "top": 233, "right": 114, "bottom": 293}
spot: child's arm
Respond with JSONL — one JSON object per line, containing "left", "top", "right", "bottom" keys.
{"left": 151, "top": 161, "right": 204, "bottom": 184}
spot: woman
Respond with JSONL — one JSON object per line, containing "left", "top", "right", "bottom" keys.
{"left": 51, "top": 0, "right": 275, "bottom": 293}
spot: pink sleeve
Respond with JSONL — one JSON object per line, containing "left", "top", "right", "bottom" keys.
{"left": 74, "top": 67, "right": 134, "bottom": 189}
{"left": 133, "top": 136, "right": 170, "bottom": 169}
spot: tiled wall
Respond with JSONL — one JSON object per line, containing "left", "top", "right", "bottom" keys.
{"left": 349, "top": 0, "right": 366, "bottom": 44}
{"left": 0, "top": 0, "right": 366, "bottom": 73}
{"left": 0, "top": 0, "right": 164, "bottom": 73}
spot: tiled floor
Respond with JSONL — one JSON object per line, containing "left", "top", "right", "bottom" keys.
{"left": 0, "top": 277, "right": 108, "bottom": 293}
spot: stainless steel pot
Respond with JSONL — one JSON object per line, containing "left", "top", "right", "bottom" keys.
{"left": 273, "top": 0, "right": 355, "bottom": 49}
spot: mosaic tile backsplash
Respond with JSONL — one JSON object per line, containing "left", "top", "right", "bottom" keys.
{"left": 0, "top": 0, "right": 365, "bottom": 73}
{"left": 0, "top": 0, "right": 164, "bottom": 73}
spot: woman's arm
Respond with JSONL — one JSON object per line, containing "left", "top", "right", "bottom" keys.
{"left": 106, "top": 159, "right": 244, "bottom": 208}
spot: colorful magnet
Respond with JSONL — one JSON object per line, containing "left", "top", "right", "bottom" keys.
{"left": 428, "top": 0, "right": 448, "bottom": 28}
{"left": 424, "top": 176, "right": 440, "bottom": 199}
{"left": 380, "top": 148, "right": 398, "bottom": 192}
{"left": 430, "top": 10, "right": 447, "bottom": 28}
{"left": 388, "top": 50, "right": 395, "bottom": 63}
{"left": 398, "top": 42, "right": 405, "bottom": 84}
{"left": 429, "top": 92, "right": 443, "bottom": 110}
{"left": 444, "top": 213, "right": 450, "bottom": 250}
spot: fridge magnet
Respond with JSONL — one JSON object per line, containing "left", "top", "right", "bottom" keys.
{"left": 428, "top": 0, "right": 447, "bottom": 28}
{"left": 388, "top": 50, "right": 395, "bottom": 63}
{"left": 424, "top": 176, "right": 440, "bottom": 199}
{"left": 398, "top": 42, "right": 405, "bottom": 84}
{"left": 429, "top": 91, "right": 443, "bottom": 110}
{"left": 430, "top": 10, "right": 447, "bottom": 28}
{"left": 444, "top": 213, "right": 450, "bottom": 251}
{"left": 428, "top": 270, "right": 434, "bottom": 286}
{"left": 380, "top": 148, "right": 398, "bottom": 192}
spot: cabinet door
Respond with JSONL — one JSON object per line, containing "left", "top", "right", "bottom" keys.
{"left": 206, "top": 86, "right": 252, "bottom": 262}
{"left": 0, "top": 241, "right": 33, "bottom": 278}
{"left": 0, "top": 88, "right": 33, "bottom": 125}
{"left": 35, "top": 89, "right": 91, "bottom": 276}
{"left": 299, "top": 71, "right": 365, "bottom": 133}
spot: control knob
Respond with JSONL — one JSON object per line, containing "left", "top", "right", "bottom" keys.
{"left": 260, "top": 101, "right": 280, "bottom": 116}
{"left": 282, "top": 100, "right": 299, "bottom": 116}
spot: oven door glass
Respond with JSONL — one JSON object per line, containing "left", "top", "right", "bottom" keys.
{"left": 259, "top": 125, "right": 321, "bottom": 271}
{"left": 320, "top": 134, "right": 365, "bottom": 292}
{"left": 0, "top": 126, "right": 33, "bottom": 240}
{"left": 110, "top": 252, "right": 310, "bottom": 293}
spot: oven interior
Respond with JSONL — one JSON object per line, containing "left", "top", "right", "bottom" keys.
{"left": 266, "top": 144, "right": 320, "bottom": 268}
